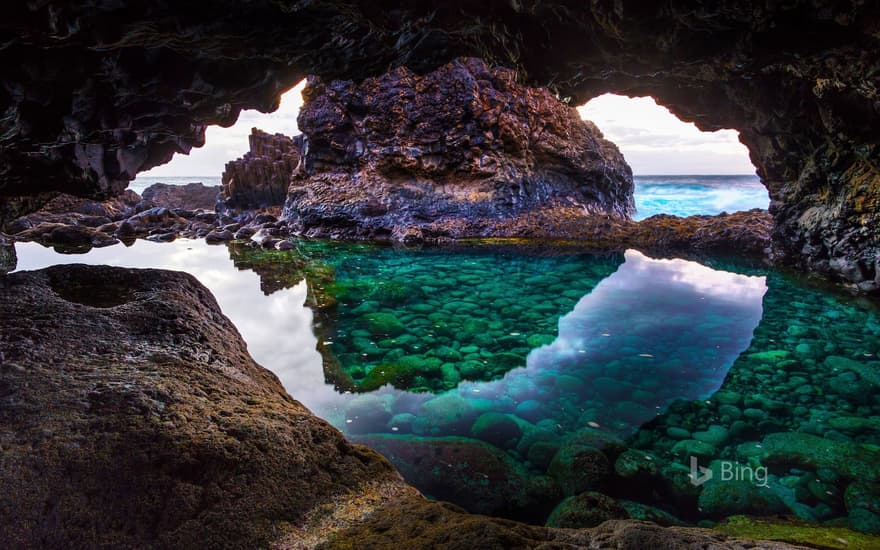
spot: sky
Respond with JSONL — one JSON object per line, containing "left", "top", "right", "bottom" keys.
{"left": 139, "top": 83, "right": 754, "bottom": 178}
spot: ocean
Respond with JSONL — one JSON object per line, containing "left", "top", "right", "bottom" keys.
{"left": 632, "top": 174, "right": 768, "bottom": 220}
{"left": 129, "top": 174, "right": 770, "bottom": 220}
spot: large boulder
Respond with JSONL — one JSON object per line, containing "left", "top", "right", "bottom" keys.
{"left": 0, "top": 265, "right": 403, "bottom": 548}
{"left": 283, "top": 57, "right": 634, "bottom": 241}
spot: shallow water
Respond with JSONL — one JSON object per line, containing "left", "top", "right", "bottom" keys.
{"left": 13, "top": 239, "right": 880, "bottom": 529}
{"left": 633, "top": 175, "right": 769, "bottom": 220}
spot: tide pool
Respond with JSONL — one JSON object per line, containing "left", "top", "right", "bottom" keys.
{"left": 13, "top": 239, "right": 880, "bottom": 529}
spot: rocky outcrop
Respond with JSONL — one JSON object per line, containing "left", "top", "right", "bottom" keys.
{"left": 0, "top": 264, "right": 407, "bottom": 548}
{"left": 283, "top": 58, "right": 633, "bottom": 241}
{"left": 0, "top": 264, "right": 811, "bottom": 549}
{"left": 1, "top": 2, "right": 878, "bottom": 288}
{"left": 141, "top": 182, "right": 220, "bottom": 211}
{"left": 220, "top": 128, "right": 302, "bottom": 213}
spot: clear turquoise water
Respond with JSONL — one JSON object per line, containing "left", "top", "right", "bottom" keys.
{"left": 13, "top": 239, "right": 880, "bottom": 530}
{"left": 633, "top": 175, "right": 769, "bottom": 220}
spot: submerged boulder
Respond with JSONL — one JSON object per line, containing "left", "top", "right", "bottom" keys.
{"left": 283, "top": 57, "right": 634, "bottom": 241}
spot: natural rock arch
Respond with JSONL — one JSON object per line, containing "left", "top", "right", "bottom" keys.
{"left": 1, "top": 1, "right": 878, "bottom": 288}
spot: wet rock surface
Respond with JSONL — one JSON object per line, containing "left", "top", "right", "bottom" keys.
{"left": 283, "top": 58, "right": 634, "bottom": 241}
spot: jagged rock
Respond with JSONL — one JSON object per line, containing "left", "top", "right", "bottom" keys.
{"left": 140, "top": 182, "right": 220, "bottom": 211}
{"left": 283, "top": 58, "right": 634, "bottom": 241}
{"left": 220, "top": 128, "right": 302, "bottom": 212}
{"left": 5, "top": 190, "right": 141, "bottom": 234}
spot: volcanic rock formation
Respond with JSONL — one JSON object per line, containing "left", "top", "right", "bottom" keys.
{"left": 280, "top": 58, "right": 633, "bottom": 241}
{"left": 219, "top": 128, "right": 302, "bottom": 214}
{"left": 1, "top": 1, "right": 878, "bottom": 288}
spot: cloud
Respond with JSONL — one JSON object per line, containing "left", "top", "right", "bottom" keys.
{"left": 578, "top": 94, "right": 755, "bottom": 175}
{"left": 140, "top": 80, "right": 306, "bottom": 178}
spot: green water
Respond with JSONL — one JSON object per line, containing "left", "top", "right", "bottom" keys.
{"left": 14, "top": 239, "right": 880, "bottom": 532}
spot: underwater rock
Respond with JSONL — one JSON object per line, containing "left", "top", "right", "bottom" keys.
{"left": 283, "top": 57, "right": 634, "bottom": 241}
{"left": 698, "top": 479, "right": 788, "bottom": 519}
{"left": 350, "top": 434, "right": 537, "bottom": 517}
{"left": 470, "top": 412, "right": 523, "bottom": 449}
{"left": 545, "top": 491, "right": 628, "bottom": 528}
{"left": 0, "top": 265, "right": 403, "bottom": 548}
{"left": 547, "top": 443, "right": 611, "bottom": 496}
{"left": 760, "top": 432, "right": 880, "bottom": 483}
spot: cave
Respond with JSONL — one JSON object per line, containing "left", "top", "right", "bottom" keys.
{"left": 2, "top": 1, "right": 878, "bottom": 290}
{"left": 2, "top": 2, "right": 880, "bottom": 549}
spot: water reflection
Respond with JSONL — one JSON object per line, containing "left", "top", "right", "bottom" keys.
{"left": 14, "top": 240, "right": 768, "bottom": 517}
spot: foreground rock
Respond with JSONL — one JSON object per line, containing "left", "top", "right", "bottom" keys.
{"left": 283, "top": 58, "right": 634, "bottom": 241}
{"left": 0, "top": 265, "right": 405, "bottom": 548}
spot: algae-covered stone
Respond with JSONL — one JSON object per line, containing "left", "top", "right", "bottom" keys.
{"left": 698, "top": 478, "right": 788, "bottom": 519}
{"left": 620, "top": 500, "right": 685, "bottom": 526}
{"left": 846, "top": 482, "right": 880, "bottom": 534}
{"left": 363, "top": 312, "right": 407, "bottom": 337}
{"left": 350, "top": 434, "right": 532, "bottom": 517}
{"left": 693, "top": 425, "right": 730, "bottom": 447}
{"left": 527, "top": 440, "right": 561, "bottom": 469}
{"left": 760, "top": 432, "right": 880, "bottom": 482}
{"left": 667, "top": 427, "right": 692, "bottom": 440}
{"left": 514, "top": 399, "right": 545, "bottom": 423}
{"left": 470, "top": 412, "right": 522, "bottom": 449}
{"left": 716, "top": 515, "right": 880, "bottom": 550}
{"left": 545, "top": 491, "right": 628, "bottom": 528}
{"left": 343, "top": 393, "right": 394, "bottom": 433}
{"left": 547, "top": 443, "right": 610, "bottom": 496}
{"left": 416, "top": 392, "right": 478, "bottom": 435}
{"left": 614, "top": 449, "right": 661, "bottom": 479}
{"left": 671, "top": 439, "right": 717, "bottom": 461}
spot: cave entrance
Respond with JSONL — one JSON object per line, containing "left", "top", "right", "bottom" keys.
{"left": 579, "top": 94, "right": 768, "bottom": 221}
{"left": 130, "top": 80, "right": 308, "bottom": 194}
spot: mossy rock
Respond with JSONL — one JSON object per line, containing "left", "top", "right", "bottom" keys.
{"left": 545, "top": 491, "right": 628, "bottom": 528}
{"left": 359, "top": 363, "right": 416, "bottom": 391}
{"left": 716, "top": 515, "right": 880, "bottom": 550}
{"left": 470, "top": 412, "right": 522, "bottom": 449}
{"left": 362, "top": 312, "right": 407, "bottom": 337}
{"left": 547, "top": 443, "right": 611, "bottom": 496}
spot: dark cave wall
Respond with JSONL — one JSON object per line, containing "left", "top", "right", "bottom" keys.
{"left": 1, "top": 1, "right": 878, "bottom": 287}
